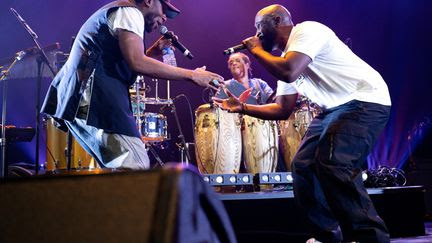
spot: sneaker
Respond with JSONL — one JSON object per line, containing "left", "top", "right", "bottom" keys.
{"left": 306, "top": 238, "right": 322, "bottom": 243}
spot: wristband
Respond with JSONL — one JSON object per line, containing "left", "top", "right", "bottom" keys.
{"left": 241, "top": 102, "right": 247, "bottom": 114}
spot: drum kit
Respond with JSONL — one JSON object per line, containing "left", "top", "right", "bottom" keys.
{"left": 130, "top": 76, "right": 171, "bottom": 143}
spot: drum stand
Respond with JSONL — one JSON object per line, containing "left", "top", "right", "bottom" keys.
{"left": 147, "top": 144, "right": 165, "bottom": 168}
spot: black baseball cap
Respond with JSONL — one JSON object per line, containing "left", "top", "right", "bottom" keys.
{"left": 160, "top": 0, "right": 180, "bottom": 19}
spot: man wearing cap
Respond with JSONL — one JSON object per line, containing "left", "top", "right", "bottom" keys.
{"left": 41, "top": 0, "right": 223, "bottom": 170}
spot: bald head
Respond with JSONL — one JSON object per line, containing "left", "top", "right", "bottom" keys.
{"left": 256, "top": 4, "right": 293, "bottom": 26}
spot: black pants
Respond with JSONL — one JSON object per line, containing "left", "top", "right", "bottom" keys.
{"left": 292, "top": 100, "right": 390, "bottom": 243}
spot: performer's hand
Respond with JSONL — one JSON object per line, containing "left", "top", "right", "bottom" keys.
{"left": 242, "top": 35, "right": 263, "bottom": 53}
{"left": 145, "top": 35, "right": 176, "bottom": 57}
{"left": 191, "top": 66, "right": 224, "bottom": 91}
{"left": 213, "top": 88, "right": 243, "bottom": 113}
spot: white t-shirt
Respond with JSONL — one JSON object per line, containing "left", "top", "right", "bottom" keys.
{"left": 275, "top": 21, "right": 391, "bottom": 109}
{"left": 107, "top": 7, "right": 144, "bottom": 38}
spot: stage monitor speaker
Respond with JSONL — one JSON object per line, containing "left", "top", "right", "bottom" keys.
{"left": 0, "top": 165, "right": 236, "bottom": 243}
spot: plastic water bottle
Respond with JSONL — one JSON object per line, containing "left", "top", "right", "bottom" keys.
{"left": 162, "top": 47, "right": 177, "bottom": 67}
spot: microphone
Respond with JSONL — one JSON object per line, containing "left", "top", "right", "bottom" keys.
{"left": 15, "top": 51, "right": 26, "bottom": 61}
{"left": 223, "top": 34, "right": 264, "bottom": 55}
{"left": 159, "top": 26, "right": 194, "bottom": 59}
{"left": 223, "top": 44, "right": 246, "bottom": 55}
{"left": 10, "top": 8, "right": 38, "bottom": 39}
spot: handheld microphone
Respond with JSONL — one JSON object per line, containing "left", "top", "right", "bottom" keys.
{"left": 223, "top": 44, "right": 246, "bottom": 55}
{"left": 223, "top": 34, "right": 264, "bottom": 55}
{"left": 159, "top": 26, "right": 194, "bottom": 59}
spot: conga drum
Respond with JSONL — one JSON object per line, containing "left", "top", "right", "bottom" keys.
{"left": 278, "top": 115, "right": 302, "bottom": 172}
{"left": 194, "top": 104, "right": 242, "bottom": 174}
{"left": 241, "top": 116, "right": 279, "bottom": 174}
{"left": 279, "top": 104, "right": 320, "bottom": 171}
{"left": 46, "top": 118, "right": 97, "bottom": 171}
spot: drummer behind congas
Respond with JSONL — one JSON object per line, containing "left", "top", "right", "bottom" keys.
{"left": 215, "top": 52, "right": 273, "bottom": 105}
{"left": 215, "top": 52, "right": 279, "bottom": 175}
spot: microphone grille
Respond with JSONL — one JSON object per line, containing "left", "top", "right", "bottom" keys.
{"left": 159, "top": 25, "right": 168, "bottom": 35}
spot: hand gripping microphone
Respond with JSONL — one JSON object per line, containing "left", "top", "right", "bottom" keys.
{"left": 159, "top": 26, "right": 194, "bottom": 59}
{"left": 223, "top": 33, "right": 264, "bottom": 55}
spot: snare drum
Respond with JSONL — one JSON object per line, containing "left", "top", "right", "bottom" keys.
{"left": 194, "top": 104, "right": 242, "bottom": 174}
{"left": 141, "top": 112, "right": 168, "bottom": 142}
{"left": 242, "top": 116, "right": 279, "bottom": 174}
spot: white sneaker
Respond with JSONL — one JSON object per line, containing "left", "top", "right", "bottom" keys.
{"left": 306, "top": 238, "right": 322, "bottom": 243}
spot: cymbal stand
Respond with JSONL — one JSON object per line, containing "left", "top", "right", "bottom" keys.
{"left": 10, "top": 8, "right": 57, "bottom": 175}
{"left": 0, "top": 52, "right": 25, "bottom": 178}
{"left": 134, "top": 76, "right": 145, "bottom": 133}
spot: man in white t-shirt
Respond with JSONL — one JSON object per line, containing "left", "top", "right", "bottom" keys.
{"left": 42, "top": 0, "right": 223, "bottom": 170}
{"left": 214, "top": 4, "right": 391, "bottom": 243}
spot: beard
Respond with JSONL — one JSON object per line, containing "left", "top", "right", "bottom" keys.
{"left": 144, "top": 14, "right": 159, "bottom": 33}
{"left": 260, "top": 28, "right": 277, "bottom": 52}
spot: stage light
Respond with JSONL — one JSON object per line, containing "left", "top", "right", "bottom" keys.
{"left": 201, "top": 173, "right": 254, "bottom": 186}
{"left": 215, "top": 176, "right": 223, "bottom": 184}
{"left": 286, "top": 174, "right": 293, "bottom": 182}
{"left": 362, "top": 171, "right": 368, "bottom": 181}
{"left": 255, "top": 172, "right": 293, "bottom": 185}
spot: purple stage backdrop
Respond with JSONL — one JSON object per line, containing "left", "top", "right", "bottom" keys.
{"left": 0, "top": 0, "right": 431, "bottom": 169}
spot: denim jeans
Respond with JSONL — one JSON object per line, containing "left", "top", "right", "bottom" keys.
{"left": 65, "top": 118, "right": 150, "bottom": 170}
{"left": 291, "top": 100, "right": 391, "bottom": 243}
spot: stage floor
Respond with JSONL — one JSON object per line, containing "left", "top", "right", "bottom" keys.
{"left": 391, "top": 222, "right": 432, "bottom": 243}
{"left": 218, "top": 186, "right": 428, "bottom": 243}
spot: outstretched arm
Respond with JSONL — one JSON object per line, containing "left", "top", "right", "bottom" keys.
{"left": 118, "top": 30, "right": 222, "bottom": 90}
{"left": 213, "top": 88, "right": 298, "bottom": 120}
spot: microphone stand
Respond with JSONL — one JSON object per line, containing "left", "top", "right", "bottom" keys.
{"left": 169, "top": 102, "right": 192, "bottom": 164}
{"left": 0, "top": 52, "right": 25, "bottom": 178}
{"left": 10, "top": 8, "right": 57, "bottom": 174}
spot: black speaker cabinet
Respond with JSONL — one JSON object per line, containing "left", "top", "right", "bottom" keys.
{"left": 0, "top": 166, "right": 236, "bottom": 243}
